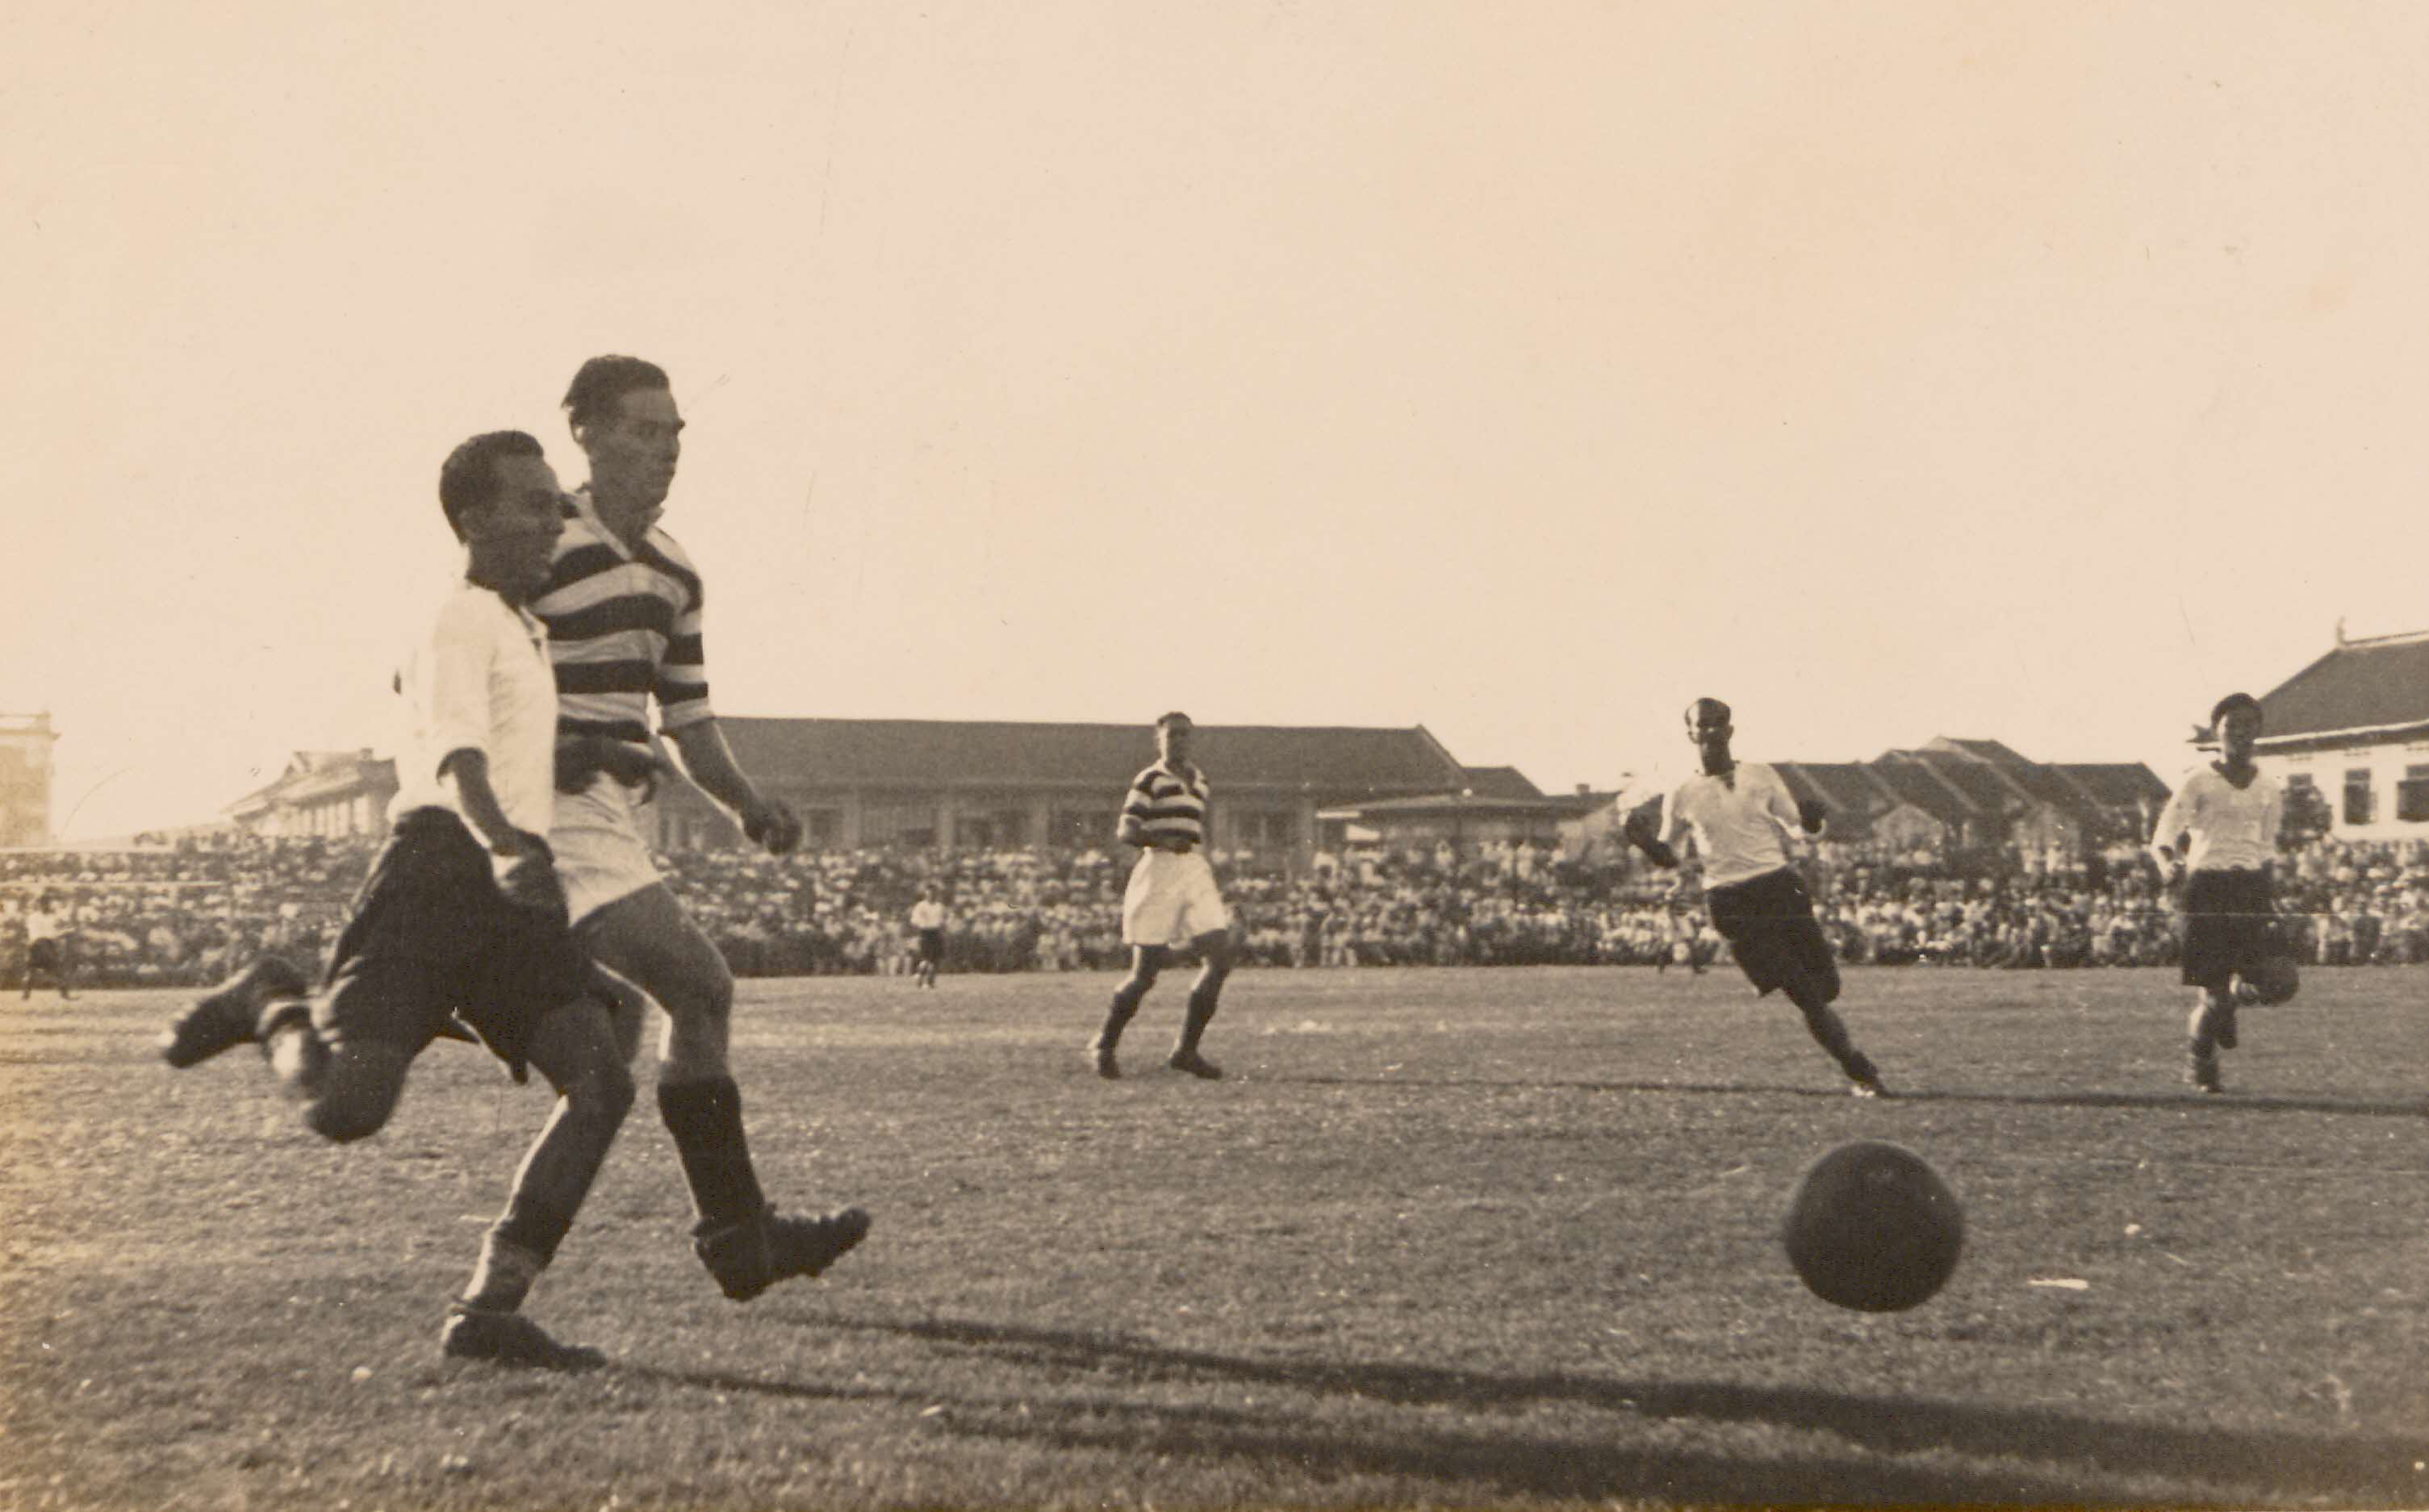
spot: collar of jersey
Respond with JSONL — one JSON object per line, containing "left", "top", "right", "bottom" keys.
{"left": 568, "top": 485, "right": 644, "bottom": 562}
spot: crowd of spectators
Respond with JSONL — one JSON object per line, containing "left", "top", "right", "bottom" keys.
{"left": 6, "top": 829, "right": 2425, "bottom": 990}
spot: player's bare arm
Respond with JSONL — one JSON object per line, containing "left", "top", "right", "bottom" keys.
{"left": 669, "top": 720, "right": 800, "bottom": 854}
{"left": 441, "top": 748, "right": 564, "bottom": 917}
{"left": 1623, "top": 807, "right": 1679, "bottom": 870}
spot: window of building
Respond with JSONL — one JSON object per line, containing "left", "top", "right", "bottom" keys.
{"left": 2342, "top": 768, "right": 2375, "bottom": 826}
{"left": 863, "top": 799, "right": 940, "bottom": 849}
{"left": 802, "top": 809, "right": 842, "bottom": 849}
{"left": 1047, "top": 808, "right": 1103, "bottom": 850}
{"left": 2398, "top": 765, "right": 2429, "bottom": 824}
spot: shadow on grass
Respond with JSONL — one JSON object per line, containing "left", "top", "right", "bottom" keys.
{"left": 1272, "top": 1072, "right": 2429, "bottom": 1120}
{"left": 784, "top": 1312, "right": 2427, "bottom": 1506}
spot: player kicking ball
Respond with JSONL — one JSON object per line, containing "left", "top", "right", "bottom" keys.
{"left": 1089, "top": 712, "right": 1233, "bottom": 1080}
{"left": 2149, "top": 691, "right": 2293, "bottom": 1094}
{"left": 1622, "top": 698, "right": 1888, "bottom": 1098}
{"left": 160, "top": 432, "right": 637, "bottom": 1368}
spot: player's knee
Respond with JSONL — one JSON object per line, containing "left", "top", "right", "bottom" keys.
{"left": 573, "top": 1056, "right": 638, "bottom": 1124}
{"left": 303, "top": 1083, "right": 399, "bottom": 1144}
{"left": 1785, "top": 971, "right": 1839, "bottom": 1014}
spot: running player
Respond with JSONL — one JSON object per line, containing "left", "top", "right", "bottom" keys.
{"left": 538, "top": 355, "right": 868, "bottom": 1299}
{"left": 1623, "top": 698, "right": 1888, "bottom": 1096}
{"left": 20, "top": 893, "right": 74, "bottom": 1000}
{"left": 2149, "top": 691, "right": 2292, "bottom": 1093}
{"left": 160, "top": 430, "right": 636, "bottom": 1368}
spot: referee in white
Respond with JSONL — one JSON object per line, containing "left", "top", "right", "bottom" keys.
{"left": 1089, "top": 712, "right": 1233, "bottom": 1080}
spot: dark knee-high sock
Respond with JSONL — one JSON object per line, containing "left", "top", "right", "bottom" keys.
{"left": 1097, "top": 981, "right": 1149, "bottom": 1048}
{"left": 1797, "top": 1000, "right": 1858, "bottom": 1069}
{"left": 1177, "top": 968, "right": 1225, "bottom": 1055}
{"left": 657, "top": 1076, "right": 766, "bottom": 1234}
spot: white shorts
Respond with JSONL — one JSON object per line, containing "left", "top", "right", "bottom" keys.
{"left": 550, "top": 780, "right": 663, "bottom": 925}
{"left": 1121, "top": 850, "right": 1231, "bottom": 948}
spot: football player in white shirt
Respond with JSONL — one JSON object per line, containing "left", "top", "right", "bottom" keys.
{"left": 2148, "top": 692, "right": 2294, "bottom": 1094}
{"left": 159, "top": 431, "right": 638, "bottom": 1368}
{"left": 907, "top": 886, "right": 947, "bottom": 988}
{"left": 1623, "top": 699, "right": 1888, "bottom": 1096}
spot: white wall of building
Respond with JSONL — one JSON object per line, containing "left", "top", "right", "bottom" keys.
{"left": 2259, "top": 736, "right": 2429, "bottom": 842}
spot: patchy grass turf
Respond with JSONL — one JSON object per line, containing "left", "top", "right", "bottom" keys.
{"left": 3, "top": 965, "right": 2424, "bottom": 1510}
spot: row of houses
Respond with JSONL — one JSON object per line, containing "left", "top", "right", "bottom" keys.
{"left": 224, "top": 720, "right": 2164, "bottom": 869}
{"left": 215, "top": 624, "right": 2429, "bottom": 865}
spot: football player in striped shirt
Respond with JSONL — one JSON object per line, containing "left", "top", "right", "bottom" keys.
{"left": 2149, "top": 691, "right": 2294, "bottom": 1094}
{"left": 1089, "top": 712, "right": 1234, "bottom": 1080}
{"left": 1623, "top": 698, "right": 1888, "bottom": 1097}
{"left": 537, "top": 354, "right": 868, "bottom": 1301}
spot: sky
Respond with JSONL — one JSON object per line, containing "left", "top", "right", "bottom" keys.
{"left": 5, "top": 1, "right": 2424, "bottom": 838}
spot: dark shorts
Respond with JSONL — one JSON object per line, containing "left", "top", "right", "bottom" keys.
{"left": 2179, "top": 868, "right": 2276, "bottom": 990}
{"left": 27, "top": 938, "right": 62, "bottom": 973}
{"left": 1705, "top": 866, "right": 1839, "bottom": 1002}
{"left": 318, "top": 808, "right": 594, "bottom": 1074}
{"left": 916, "top": 927, "right": 945, "bottom": 963}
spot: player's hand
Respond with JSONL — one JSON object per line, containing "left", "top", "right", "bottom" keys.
{"left": 1622, "top": 808, "right": 1659, "bottom": 852}
{"left": 1796, "top": 797, "right": 1829, "bottom": 833}
{"left": 495, "top": 831, "right": 570, "bottom": 926}
{"left": 555, "top": 736, "right": 662, "bottom": 800}
{"left": 742, "top": 797, "right": 803, "bottom": 856}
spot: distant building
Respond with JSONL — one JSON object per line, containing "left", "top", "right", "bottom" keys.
{"left": 0, "top": 712, "right": 61, "bottom": 847}
{"left": 654, "top": 718, "right": 1475, "bottom": 869}
{"left": 1775, "top": 740, "right": 2165, "bottom": 860}
{"left": 2247, "top": 626, "right": 2429, "bottom": 842}
{"left": 1319, "top": 767, "right": 1606, "bottom": 857}
{"left": 226, "top": 750, "right": 398, "bottom": 839}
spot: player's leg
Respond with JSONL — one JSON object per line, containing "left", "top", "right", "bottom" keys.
{"left": 579, "top": 883, "right": 868, "bottom": 1301}
{"left": 2176, "top": 872, "right": 2239, "bottom": 1092}
{"left": 1168, "top": 927, "right": 1232, "bottom": 1080}
{"left": 54, "top": 942, "right": 74, "bottom": 1000}
{"left": 158, "top": 946, "right": 417, "bottom": 1138}
{"left": 1763, "top": 878, "right": 1883, "bottom": 1096}
{"left": 2184, "top": 988, "right": 2228, "bottom": 1092}
{"left": 1093, "top": 946, "right": 1166, "bottom": 1079}
{"left": 444, "top": 994, "right": 633, "bottom": 1369}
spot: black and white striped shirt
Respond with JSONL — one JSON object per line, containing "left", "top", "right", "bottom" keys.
{"left": 529, "top": 487, "right": 714, "bottom": 751}
{"left": 1119, "top": 762, "right": 1209, "bottom": 850}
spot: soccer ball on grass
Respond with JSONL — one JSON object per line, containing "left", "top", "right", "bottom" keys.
{"left": 1782, "top": 1140, "right": 1964, "bottom": 1313}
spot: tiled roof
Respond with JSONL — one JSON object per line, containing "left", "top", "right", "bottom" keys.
{"left": 2054, "top": 763, "right": 2171, "bottom": 811}
{"left": 718, "top": 718, "right": 1467, "bottom": 802}
{"left": 2256, "top": 631, "right": 2429, "bottom": 742}
{"left": 1460, "top": 766, "right": 1545, "bottom": 800}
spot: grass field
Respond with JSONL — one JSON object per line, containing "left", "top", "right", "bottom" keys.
{"left": 4, "top": 964, "right": 2425, "bottom": 1510}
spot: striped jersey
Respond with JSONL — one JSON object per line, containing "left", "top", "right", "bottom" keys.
{"left": 1120, "top": 762, "right": 1209, "bottom": 850}
{"left": 529, "top": 487, "right": 714, "bottom": 750}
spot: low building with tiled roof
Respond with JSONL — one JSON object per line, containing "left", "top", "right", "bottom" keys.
{"left": 2247, "top": 626, "right": 2429, "bottom": 841}
{"left": 681, "top": 717, "right": 1473, "bottom": 865}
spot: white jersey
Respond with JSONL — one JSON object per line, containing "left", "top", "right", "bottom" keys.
{"left": 2150, "top": 764, "right": 2283, "bottom": 874}
{"left": 1658, "top": 761, "right": 1811, "bottom": 891}
{"left": 909, "top": 900, "right": 946, "bottom": 929}
{"left": 390, "top": 579, "right": 562, "bottom": 875}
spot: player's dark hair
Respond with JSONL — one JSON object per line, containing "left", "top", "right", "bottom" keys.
{"left": 1156, "top": 711, "right": 1193, "bottom": 731}
{"left": 562, "top": 354, "right": 671, "bottom": 435}
{"left": 2209, "top": 691, "right": 2261, "bottom": 726}
{"left": 1684, "top": 697, "right": 1732, "bottom": 729}
{"left": 437, "top": 430, "right": 546, "bottom": 539}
